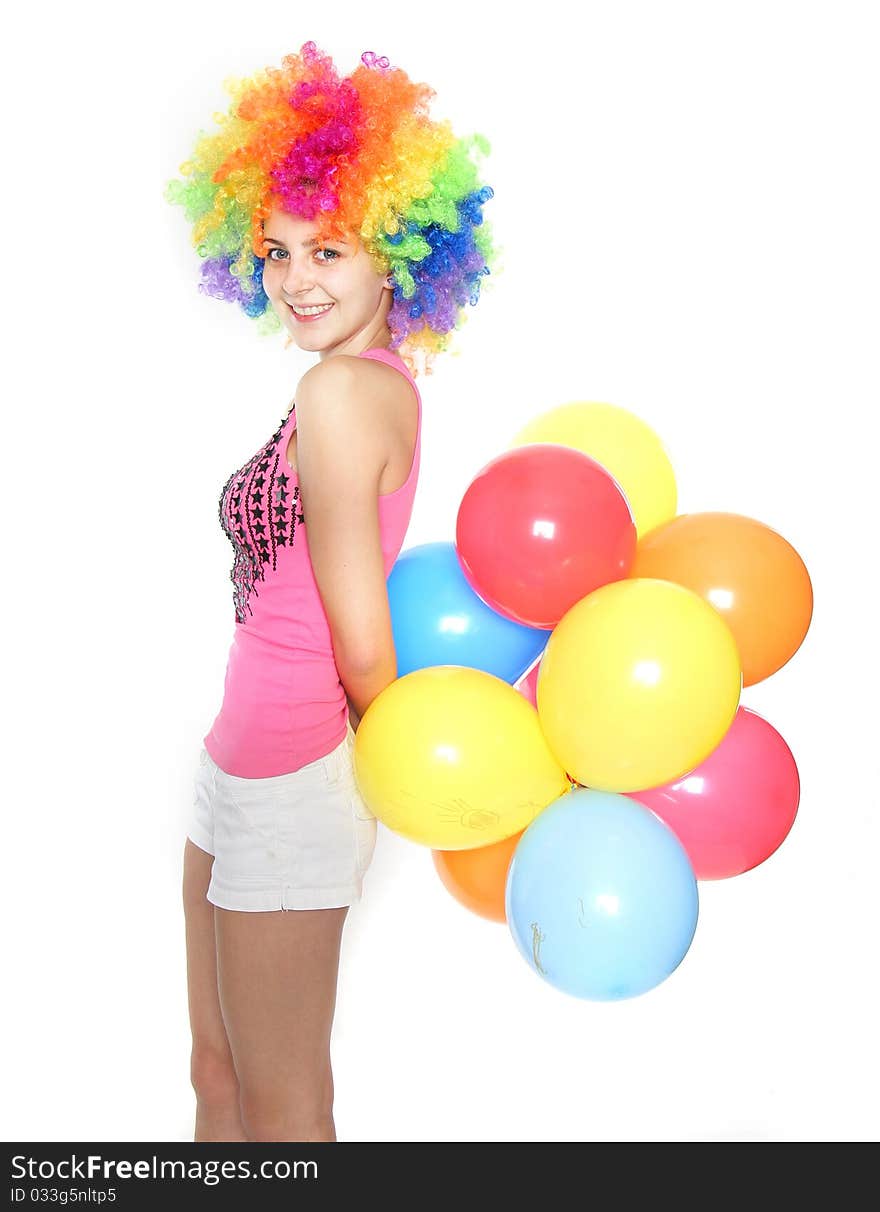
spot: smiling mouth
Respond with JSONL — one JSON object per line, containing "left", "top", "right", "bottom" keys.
{"left": 289, "top": 302, "right": 334, "bottom": 317}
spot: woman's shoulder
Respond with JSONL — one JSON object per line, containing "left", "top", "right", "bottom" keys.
{"left": 296, "top": 352, "right": 413, "bottom": 412}
{"left": 294, "top": 353, "right": 417, "bottom": 484}
{"left": 297, "top": 351, "right": 399, "bottom": 386}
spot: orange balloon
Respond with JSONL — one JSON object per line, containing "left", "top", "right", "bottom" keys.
{"left": 631, "top": 511, "right": 813, "bottom": 686}
{"left": 432, "top": 831, "right": 525, "bottom": 922}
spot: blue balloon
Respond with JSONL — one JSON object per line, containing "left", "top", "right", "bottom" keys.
{"left": 387, "top": 541, "right": 551, "bottom": 681}
{"left": 505, "top": 789, "right": 699, "bottom": 1000}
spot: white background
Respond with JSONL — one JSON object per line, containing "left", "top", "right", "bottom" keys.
{"left": 3, "top": 0, "right": 877, "bottom": 1142}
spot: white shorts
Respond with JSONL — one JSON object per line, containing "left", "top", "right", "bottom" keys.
{"left": 187, "top": 719, "right": 377, "bottom": 911}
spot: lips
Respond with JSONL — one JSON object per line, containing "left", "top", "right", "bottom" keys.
{"left": 289, "top": 302, "right": 334, "bottom": 323}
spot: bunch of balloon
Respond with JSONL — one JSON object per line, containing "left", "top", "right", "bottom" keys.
{"left": 351, "top": 399, "right": 812, "bottom": 1003}
{"left": 509, "top": 403, "right": 809, "bottom": 999}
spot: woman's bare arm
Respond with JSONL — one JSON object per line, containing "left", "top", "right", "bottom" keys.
{"left": 295, "top": 357, "right": 397, "bottom": 726}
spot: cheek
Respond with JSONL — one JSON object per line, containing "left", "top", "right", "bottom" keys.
{"left": 263, "top": 258, "right": 287, "bottom": 286}
{"left": 266, "top": 277, "right": 288, "bottom": 308}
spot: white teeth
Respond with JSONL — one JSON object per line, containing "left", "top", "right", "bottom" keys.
{"left": 292, "top": 303, "right": 333, "bottom": 316}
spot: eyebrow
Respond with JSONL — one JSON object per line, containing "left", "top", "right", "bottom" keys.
{"left": 263, "top": 236, "right": 348, "bottom": 248}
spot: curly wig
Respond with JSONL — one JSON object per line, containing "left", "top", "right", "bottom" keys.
{"left": 164, "top": 41, "right": 498, "bottom": 377}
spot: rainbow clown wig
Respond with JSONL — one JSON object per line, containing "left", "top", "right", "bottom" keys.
{"left": 164, "top": 41, "right": 498, "bottom": 377}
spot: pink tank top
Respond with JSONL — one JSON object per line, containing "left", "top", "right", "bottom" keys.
{"left": 203, "top": 347, "right": 422, "bottom": 777}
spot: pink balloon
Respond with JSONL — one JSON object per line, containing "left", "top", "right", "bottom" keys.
{"left": 514, "top": 661, "right": 541, "bottom": 707}
{"left": 516, "top": 657, "right": 579, "bottom": 786}
{"left": 631, "top": 706, "right": 799, "bottom": 879}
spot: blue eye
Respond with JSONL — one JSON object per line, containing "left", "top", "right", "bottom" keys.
{"left": 265, "top": 247, "right": 340, "bottom": 263}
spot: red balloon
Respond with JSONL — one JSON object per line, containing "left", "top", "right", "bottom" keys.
{"left": 630, "top": 706, "right": 800, "bottom": 879}
{"left": 456, "top": 444, "right": 637, "bottom": 629}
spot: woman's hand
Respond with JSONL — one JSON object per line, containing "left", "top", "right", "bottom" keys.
{"left": 347, "top": 700, "right": 362, "bottom": 733}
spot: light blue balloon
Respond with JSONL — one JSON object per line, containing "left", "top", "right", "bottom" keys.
{"left": 505, "top": 789, "right": 699, "bottom": 1000}
{"left": 387, "top": 541, "right": 551, "bottom": 681}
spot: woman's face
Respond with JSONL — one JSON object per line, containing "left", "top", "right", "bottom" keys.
{"left": 261, "top": 208, "right": 393, "bottom": 357}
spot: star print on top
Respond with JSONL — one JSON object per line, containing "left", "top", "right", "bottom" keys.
{"left": 204, "top": 347, "right": 422, "bottom": 778}
{"left": 217, "top": 407, "right": 306, "bottom": 625}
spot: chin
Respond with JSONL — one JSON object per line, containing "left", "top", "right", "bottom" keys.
{"left": 285, "top": 322, "right": 325, "bottom": 342}
{"left": 282, "top": 312, "right": 341, "bottom": 342}
{"left": 292, "top": 330, "right": 336, "bottom": 347}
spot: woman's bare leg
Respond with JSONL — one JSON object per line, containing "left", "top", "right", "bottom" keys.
{"left": 214, "top": 903, "right": 349, "bottom": 1142}
{"left": 182, "top": 838, "right": 247, "bottom": 1141}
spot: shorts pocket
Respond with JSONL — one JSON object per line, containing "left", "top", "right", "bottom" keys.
{"left": 220, "top": 777, "right": 280, "bottom": 848}
{"left": 321, "top": 735, "right": 350, "bottom": 789}
{"left": 343, "top": 749, "right": 377, "bottom": 874}
{"left": 351, "top": 779, "right": 377, "bottom": 822}
{"left": 351, "top": 792, "right": 377, "bottom": 874}
{"left": 344, "top": 722, "right": 375, "bottom": 818}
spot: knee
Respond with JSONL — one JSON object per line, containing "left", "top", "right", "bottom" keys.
{"left": 240, "top": 1076, "right": 334, "bottom": 1143}
{"left": 190, "top": 1045, "right": 240, "bottom": 1109}
{"left": 242, "top": 1110, "right": 335, "bottom": 1143}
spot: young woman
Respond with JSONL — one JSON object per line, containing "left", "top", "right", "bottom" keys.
{"left": 166, "top": 42, "right": 496, "bottom": 1142}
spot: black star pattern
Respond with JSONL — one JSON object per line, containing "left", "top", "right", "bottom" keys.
{"left": 217, "top": 411, "right": 305, "bottom": 623}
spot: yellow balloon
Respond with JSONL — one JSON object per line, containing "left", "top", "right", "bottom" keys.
{"left": 537, "top": 578, "right": 741, "bottom": 792}
{"left": 509, "top": 401, "right": 677, "bottom": 539}
{"left": 354, "top": 666, "right": 571, "bottom": 849}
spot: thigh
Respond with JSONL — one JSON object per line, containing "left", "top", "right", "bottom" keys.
{"left": 182, "top": 838, "right": 234, "bottom": 1061}
{"left": 214, "top": 904, "right": 348, "bottom": 1106}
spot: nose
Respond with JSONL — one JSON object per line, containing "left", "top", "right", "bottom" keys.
{"left": 280, "top": 255, "right": 315, "bottom": 298}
